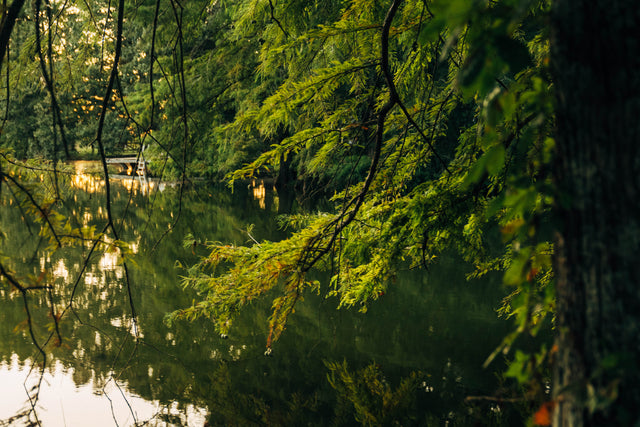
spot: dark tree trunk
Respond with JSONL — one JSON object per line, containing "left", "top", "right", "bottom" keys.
{"left": 551, "top": 1, "right": 640, "bottom": 425}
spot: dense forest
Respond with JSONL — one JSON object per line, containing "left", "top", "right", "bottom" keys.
{"left": 0, "top": 0, "right": 638, "bottom": 426}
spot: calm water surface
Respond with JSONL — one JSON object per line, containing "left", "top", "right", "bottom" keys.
{"left": 0, "top": 163, "right": 517, "bottom": 426}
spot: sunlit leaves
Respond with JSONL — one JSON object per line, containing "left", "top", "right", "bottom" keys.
{"left": 176, "top": 6, "right": 557, "bottom": 397}
{"left": 170, "top": 214, "right": 330, "bottom": 341}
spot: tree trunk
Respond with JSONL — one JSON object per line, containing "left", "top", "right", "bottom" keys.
{"left": 551, "top": 1, "right": 640, "bottom": 425}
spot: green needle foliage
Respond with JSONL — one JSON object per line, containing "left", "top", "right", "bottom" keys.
{"left": 12, "top": 0, "right": 639, "bottom": 423}
{"left": 0, "top": 0, "right": 555, "bottom": 390}
{"left": 170, "top": 0, "right": 556, "bottom": 376}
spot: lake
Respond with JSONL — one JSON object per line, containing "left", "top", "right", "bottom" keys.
{"left": 0, "top": 163, "right": 522, "bottom": 426}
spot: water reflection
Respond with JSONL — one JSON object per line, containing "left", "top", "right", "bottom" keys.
{"left": 0, "top": 355, "right": 207, "bottom": 426}
{"left": 250, "top": 179, "right": 268, "bottom": 209}
{"left": 71, "top": 161, "right": 159, "bottom": 196}
{"left": 71, "top": 161, "right": 107, "bottom": 193}
{"left": 0, "top": 162, "right": 524, "bottom": 426}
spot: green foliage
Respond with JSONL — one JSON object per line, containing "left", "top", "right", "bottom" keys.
{"left": 0, "top": 0, "right": 560, "bottom": 421}
{"left": 173, "top": 0, "right": 556, "bottom": 355}
{"left": 0, "top": 1, "right": 135, "bottom": 158}
{"left": 168, "top": 213, "right": 330, "bottom": 346}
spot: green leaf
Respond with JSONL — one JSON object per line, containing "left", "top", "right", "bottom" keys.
{"left": 504, "top": 350, "right": 531, "bottom": 384}
{"left": 462, "top": 153, "right": 487, "bottom": 189}
{"left": 504, "top": 247, "right": 532, "bottom": 286}
{"left": 485, "top": 144, "right": 506, "bottom": 176}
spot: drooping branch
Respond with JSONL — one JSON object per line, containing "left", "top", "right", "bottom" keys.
{"left": 146, "top": 0, "right": 191, "bottom": 253}
{"left": 99, "top": 0, "right": 113, "bottom": 72}
{"left": 95, "top": 0, "right": 124, "bottom": 230}
{"left": 34, "top": 0, "right": 71, "bottom": 159}
{"left": 169, "top": 0, "right": 189, "bottom": 180}
{"left": 379, "top": 9, "right": 451, "bottom": 175}
{"left": 0, "top": 260, "right": 26, "bottom": 293}
{"left": 94, "top": 0, "right": 138, "bottom": 326}
{"left": 2, "top": 172, "right": 63, "bottom": 248}
{"left": 0, "top": 261, "right": 48, "bottom": 373}
{"left": 148, "top": 0, "right": 161, "bottom": 131}
{"left": 298, "top": 0, "right": 403, "bottom": 272}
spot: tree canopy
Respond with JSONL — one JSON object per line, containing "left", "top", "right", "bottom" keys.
{"left": 164, "top": 0, "right": 555, "bottom": 372}
{"left": 1, "top": 0, "right": 639, "bottom": 425}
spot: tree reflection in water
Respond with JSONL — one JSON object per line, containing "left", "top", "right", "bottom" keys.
{"left": 0, "top": 162, "right": 521, "bottom": 426}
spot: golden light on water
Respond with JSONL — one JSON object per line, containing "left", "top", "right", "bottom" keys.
{"left": 70, "top": 161, "right": 157, "bottom": 195}
{"left": 71, "top": 162, "right": 106, "bottom": 193}
{"left": 120, "top": 176, "right": 156, "bottom": 195}
{"left": 251, "top": 179, "right": 267, "bottom": 209}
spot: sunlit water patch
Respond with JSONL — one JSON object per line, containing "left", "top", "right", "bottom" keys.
{"left": 0, "top": 354, "right": 206, "bottom": 426}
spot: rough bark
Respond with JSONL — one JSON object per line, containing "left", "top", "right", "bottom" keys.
{"left": 551, "top": 1, "right": 640, "bottom": 425}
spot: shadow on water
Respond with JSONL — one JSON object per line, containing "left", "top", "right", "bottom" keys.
{"left": 0, "top": 163, "right": 527, "bottom": 426}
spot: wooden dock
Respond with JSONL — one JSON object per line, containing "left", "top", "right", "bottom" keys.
{"left": 106, "top": 156, "right": 148, "bottom": 177}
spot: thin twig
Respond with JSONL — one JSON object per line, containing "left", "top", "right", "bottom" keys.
{"left": 94, "top": 0, "right": 138, "bottom": 328}
{"left": 268, "top": 0, "right": 289, "bottom": 38}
